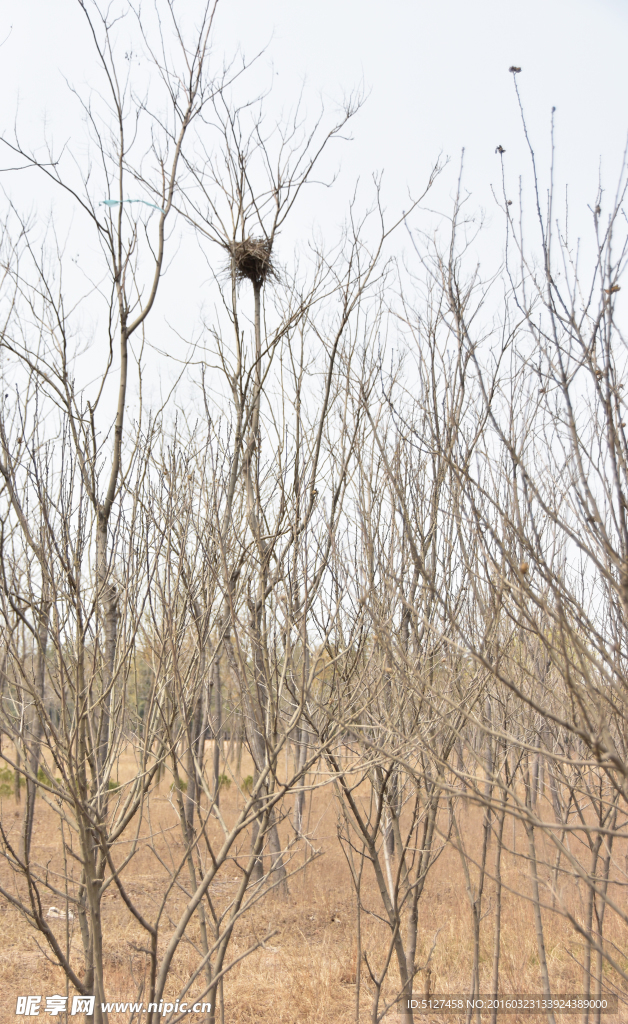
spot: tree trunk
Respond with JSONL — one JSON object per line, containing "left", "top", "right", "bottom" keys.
{"left": 523, "top": 815, "right": 556, "bottom": 1024}
{"left": 293, "top": 722, "right": 308, "bottom": 834}
{"left": 490, "top": 794, "right": 507, "bottom": 1024}
{"left": 21, "top": 598, "right": 50, "bottom": 861}
{"left": 213, "top": 656, "right": 222, "bottom": 804}
{"left": 96, "top": 517, "right": 118, "bottom": 792}
{"left": 185, "top": 648, "right": 206, "bottom": 832}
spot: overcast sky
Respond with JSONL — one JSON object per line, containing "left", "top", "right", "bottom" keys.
{"left": 2, "top": 1, "right": 627, "bottom": 221}
{"left": 0, "top": 0, "right": 626, "bottom": 404}
{"left": 222, "top": 0, "right": 628, "bottom": 214}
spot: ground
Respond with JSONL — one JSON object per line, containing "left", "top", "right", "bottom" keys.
{"left": 0, "top": 749, "right": 625, "bottom": 1023}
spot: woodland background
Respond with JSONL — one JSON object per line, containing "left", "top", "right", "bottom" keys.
{"left": 0, "top": 4, "right": 627, "bottom": 1023}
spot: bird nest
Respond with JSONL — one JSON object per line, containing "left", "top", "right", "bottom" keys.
{"left": 227, "top": 237, "right": 276, "bottom": 286}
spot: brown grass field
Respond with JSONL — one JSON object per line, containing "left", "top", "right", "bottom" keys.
{"left": 0, "top": 748, "right": 626, "bottom": 1024}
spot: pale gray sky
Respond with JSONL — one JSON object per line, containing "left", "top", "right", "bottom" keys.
{"left": 0, "top": 0, "right": 626, "bottom": 405}
{"left": 215, "top": 0, "right": 628, "bottom": 213}
{"left": 2, "top": 0, "right": 626, "bottom": 222}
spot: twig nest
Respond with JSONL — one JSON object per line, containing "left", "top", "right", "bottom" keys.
{"left": 227, "top": 237, "right": 275, "bottom": 286}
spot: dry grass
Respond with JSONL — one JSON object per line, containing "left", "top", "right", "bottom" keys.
{"left": 0, "top": 754, "right": 626, "bottom": 1023}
